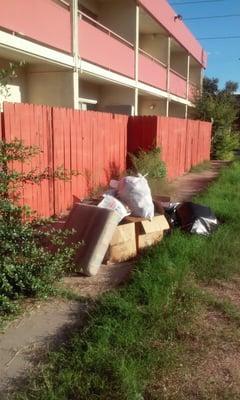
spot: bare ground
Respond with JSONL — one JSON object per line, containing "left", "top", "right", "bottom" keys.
{"left": 148, "top": 281, "right": 240, "bottom": 400}
{"left": 0, "top": 160, "right": 232, "bottom": 397}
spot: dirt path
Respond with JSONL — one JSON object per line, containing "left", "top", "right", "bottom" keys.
{"left": 0, "top": 161, "right": 226, "bottom": 397}
{"left": 171, "top": 160, "right": 227, "bottom": 202}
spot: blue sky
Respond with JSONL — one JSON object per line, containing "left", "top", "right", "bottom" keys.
{"left": 169, "top": 0, "right": 240, "bottom": 90}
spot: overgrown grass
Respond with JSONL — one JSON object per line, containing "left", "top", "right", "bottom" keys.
{"left": 14, "top": 162, "right": 240, "bottom": 400}
{"left": 190, "top": 160, "right": 212, "bottom": 173}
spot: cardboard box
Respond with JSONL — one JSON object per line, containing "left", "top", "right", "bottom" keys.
{"left": 104, "top": 222, "right": 137, "bottom": 264}
{"left": 135, "top": 215, "right": 170, "bottom": 251}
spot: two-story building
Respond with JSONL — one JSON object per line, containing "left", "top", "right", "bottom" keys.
{"left": 0, "top": 0, "right": 207, "bottom": 117}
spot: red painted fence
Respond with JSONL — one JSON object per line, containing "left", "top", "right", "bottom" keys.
{"left": 0, "top": 104, "right": 212, "bottom": 217}
{"left": 128, "top": 116, "right": 212, "bottom": 179}
{"left": 1, "top": 103, "right": 127, "bottom": 217}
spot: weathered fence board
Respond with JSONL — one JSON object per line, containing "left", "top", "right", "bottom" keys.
{"left": 128, "top": 116, "right": 212, "bottom": 179}
{"left": 1, "top": 103, "right": 211, "bottom": 217}
{"left": 2, "top": 103, "right": 128, "bottom": 217}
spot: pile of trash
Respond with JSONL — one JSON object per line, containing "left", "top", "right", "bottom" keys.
{"left": 64, "top": 174, "right": 218, "bottom": 276}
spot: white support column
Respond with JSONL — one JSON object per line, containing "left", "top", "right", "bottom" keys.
{"left": 71, "top": 0, "right": 79, "bottom": 109}
{"left": 185, "top": 104, "right": 188, "bottom": 119}
{"left": 185, "top": 54, "right": 190, "bottom": 119}
{"left": 134, "top": 4, "right": 140, "bottom": 115}
{"left": 165, "top": 36, "right": 171, "bottom": 117}
{"left": 200, "top": 67, "right": 204, "bottom": 95}
{"left": 186, "top": 54, "right": 190, "bottom": 101}
{"left": 166, "top": 98, "right": 169, "bottom": 117}
{"left": 167, "top": 36, "right": 171, "bottom": 94}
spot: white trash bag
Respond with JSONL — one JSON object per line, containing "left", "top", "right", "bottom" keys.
{"left": 117, "top": 174, "right": 154, "bottom": 219}
{"left": 98, "top": 194, "right": 130, "bottom": 222}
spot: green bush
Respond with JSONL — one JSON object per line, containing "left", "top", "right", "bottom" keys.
{"left": 213, "top": 129, "right": 239, "bottom": 160}
{"left": 193, "top": 77, "right": 239, "bottom": 159}
{"left": 0, "top": 139, "right": 77, "bottom": 315}
{"left": 129, "top": 147, "right": 166, "bottom": 179}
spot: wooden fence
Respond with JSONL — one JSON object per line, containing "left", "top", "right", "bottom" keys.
{"left": 1, "top": 103, "right": 128, "bottom": 217}
{"left": 128, "top": 116, "right": 212, "bottom": 179}
{"left": 0, "top": 103, "right": 212, "bottom": 217}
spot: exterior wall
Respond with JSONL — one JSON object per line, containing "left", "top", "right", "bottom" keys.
{"left": 168, "top": 101, "right": 186, "bottom": 118}
{"left": 99, "top": 0, "right": 136, "bottom": 43}
{"left": 99, "top": 85, "right": 135, "bottom": 115}
{"left": 139, "top": 34, "right": 168, "bottom": 64}
{"left": 139, "top": 97, "right": 167, "bottom": 116}
{"left": 79, "top": 79, "right": 100, "bottom": 102}
{"left": 26, "top": 65, "right": 74, "bottom": 108}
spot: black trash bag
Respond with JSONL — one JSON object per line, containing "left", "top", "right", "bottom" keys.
{"left": 175, "top": 202, "right": 218, "bottom": 236}
{"left": 164, "top": 202, "right": 181, "bottom": 227}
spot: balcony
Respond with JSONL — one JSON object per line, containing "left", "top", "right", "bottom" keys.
{"left": 138, "top": 50, "right": 167, "bottom": 91}
{"left": 189, "top": 82, "right": 200, "bottom": 102}
{"left": 169, "top": 70, "right": 187, "bottom": 98}
{"left": 0, "top": 0, "right": 71, "bottom": 53}
{"left": 189, "top": 56, "right": 201, "bottom": 101}
{"left": 78, "top": 12, "right": 135, "bottom": 79}
{"left": 138, "top": 0, "right": 207, "bottom": 68}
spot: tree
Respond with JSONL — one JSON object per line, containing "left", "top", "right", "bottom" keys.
{"left": 203, "top": 77, "right": 219, "bottom": 96}
{"left": 194, "top": 77, "right": 239, "bottom": 159}
{"left": 224, "top": 80, "right": 238, "bottom": 95}
{"left": 0, "top": 61, "right": 24, "bottom": 108}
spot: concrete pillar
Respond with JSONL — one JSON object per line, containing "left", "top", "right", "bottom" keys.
{"left": 185, "top": 104, "right": 188, "bottom": 119}
{"left": 200, "top": 68, "right": 204, "bottom": 95}
{"left": 166, "top": 98, "right": 169, "bottom": 117}
{"left": 71, "top": 0, "right": 79, "bottom": 109}
{"left": 186, "top": 54, "right": 190, "bottom": 101}
{"left": 167, "top": 36, "right": 171, "bottom": 93}
{"left": 134, "top": 5, "right": 140, "bottom": 115}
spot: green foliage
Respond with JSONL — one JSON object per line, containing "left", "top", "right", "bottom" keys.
{"left": 0, "top": 139, "right": 77, "bottom": 316}
{"left": 14, "top": 162, "right": 240, "bottom": 400}
{"left": 194, "top": 77, "right": 240, "bottom": 159}
{"left": 213, "top": 129, "right": 239, "bottom": 160}
{"left": 129, "top": 147, "right": 166, "bottom": 179}
{"left": 190, "top": 160, "right": 211, "bottom": 173}
{"left": 0, "top": 61, "right": 25, "bottom": 104}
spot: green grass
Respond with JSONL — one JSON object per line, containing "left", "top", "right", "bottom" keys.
{"left": 190, "top": 160, "right": 212, "bottom": 173}
{"left": 14, "top": 162, "right": 240, "bottom": 400}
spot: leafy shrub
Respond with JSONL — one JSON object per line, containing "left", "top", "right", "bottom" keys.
{"left": 193, "top": 77, "right": 239, "bottom": 159}
{"left": 213, "top": 129, "right": 239, "bottom": 160}
{"left": 0, "top": 139, "right": 77, "bottom": 315}
{"left": 129, "top": 147, "right": 166, "bottom": 179}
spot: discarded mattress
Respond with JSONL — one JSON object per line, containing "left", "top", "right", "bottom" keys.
{"left": 64, "top": 203, "right": 120, "bottom": 276}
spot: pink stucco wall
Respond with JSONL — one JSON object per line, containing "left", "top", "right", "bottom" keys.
{"left": 169, "top": 70, "right": 187, "bottom": 98}
{"left": 0, "top": 0, "right": 71, "bottom": 53}
{"left": 139, "top": 0, "right": 207, "bottom": 68}
{"left": 139, "top": 53, "right": 167, "bottom": 90}
{"left": 79, "top": 18, "right": 135, "bottom": 78}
